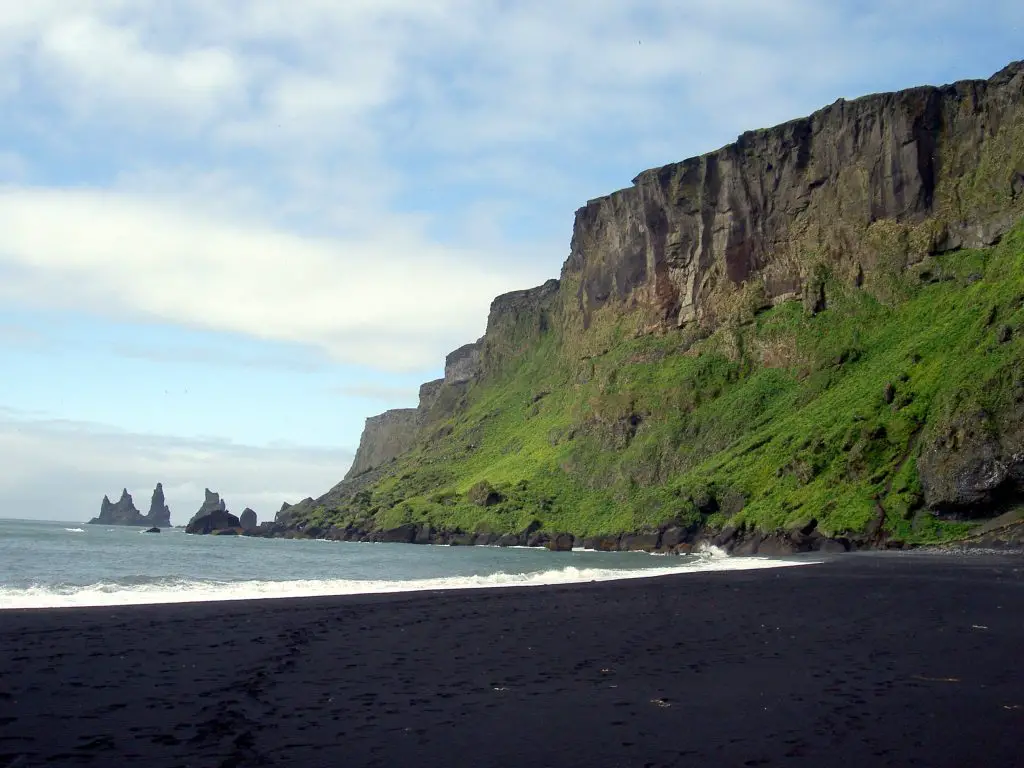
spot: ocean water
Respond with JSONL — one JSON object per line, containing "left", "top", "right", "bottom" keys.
{"left": 0, "top": 519, "right": 813, "bottom": 610}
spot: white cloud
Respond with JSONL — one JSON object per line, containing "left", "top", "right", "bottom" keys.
{"left": 0, "top": 186, "right": 548, "bottom": 371}
{"left": 0, "top": 1, "right": 1017, "bottom": 373}
{"left": 0, "top": 412, "right": 352, "bottom": 524}
{"left": 35, "top": 14, "right": 245, "bottom": 126}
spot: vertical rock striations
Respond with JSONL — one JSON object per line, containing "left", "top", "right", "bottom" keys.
{"left": 563, "top": 61, "right": 1024, "bottom": 332}
{"left": 343, "top": 409, "right": 422, "bottom": 480}
{"left": 277, "top": 60, "right": 1024, "bottom": 537}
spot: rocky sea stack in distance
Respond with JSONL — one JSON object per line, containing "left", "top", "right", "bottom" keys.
{"left": 185, "top": 489, "right": 241, "bottom": 535}
{"left": 88, "top": 484, "right": 172, "bottom": 528}
{"left": 266, "top": 60, "right": 1024, "bottom": 553}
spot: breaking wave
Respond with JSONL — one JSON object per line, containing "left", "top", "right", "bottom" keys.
{"left": 64, "top": 528, "right": 85, "bottom": 533}
{"left": 0, "top": 552, "right": 816, "bottom": 610}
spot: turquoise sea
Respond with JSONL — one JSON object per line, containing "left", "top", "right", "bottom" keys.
{"left": 0, "top": 519, "right": 806, "bottom": 609}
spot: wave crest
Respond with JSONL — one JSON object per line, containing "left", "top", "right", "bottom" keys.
{"left": 0, "top": 554, "right": 815, "bottom": 610}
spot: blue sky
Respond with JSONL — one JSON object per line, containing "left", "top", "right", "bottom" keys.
{"left": 1, "top": 1, "right": 1021, "bottom": 523}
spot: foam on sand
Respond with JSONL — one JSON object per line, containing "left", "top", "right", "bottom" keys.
{"left": 0, "top": 550, "right": 818, "bottom": 610}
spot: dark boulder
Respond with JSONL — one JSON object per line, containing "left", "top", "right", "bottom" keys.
{"left": 582, "top": 535, "right": 621, "bottom": 551}
{"left": 918, "top": 408, "right": 1024, "bottom": 515}
{"left": 495, "top": 533, "right": 521, "bottom": 547}
{"left": 545, "top": 533, "right": 574, "bottom": 552}
{"left": 414, "top": 524, "right": 434, "bottom": 545}
{"left": 185, "top": 489, "right": 240, "bottom": 534}
{"left": 660, "top": 526, "right": 688, "bottom": 549}
{"left": 467, "top": 480, "right": 503, "bottom": 507}
{"left": 144, "top": 527, "right": 161, "bottom": 534}
{"left": 448, "top": 533, "right": 476, "bottom": 546}
{"left": 526, "top": 532, "right": 549, "bottom": 548}
{"left": 620, "top": 532, "right": 660, "bottom": 552}
{"left": 379, "top": 524, "right": 418, "bottom": 544}
{"left": 239, "top": 508, "right": 258, "bottom": 532}
{"left": 474, "top": 532, "right": 499, "bottom": 546}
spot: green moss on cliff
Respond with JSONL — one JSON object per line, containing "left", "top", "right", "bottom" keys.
{"left": 308, "top": 218, "right": 1024, "bottom": 544}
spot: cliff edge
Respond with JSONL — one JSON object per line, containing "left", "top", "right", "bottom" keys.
{"left": 278, "top": 61, "right": 1024, "bottom": 551}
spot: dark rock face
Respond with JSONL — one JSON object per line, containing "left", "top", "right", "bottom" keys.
{"left": 146, "top": 483, "right": 172, "bottom": 528}
{"left": 546, "top": 533, "right": 575, "bottom": 552}
{"left": 482, "top": 280, "right": 561, "bottom": 376}
{"left": 444, "top": 340, "right": 484, "bottom": 384}
{"left": 344, "top": 409, "right": 421, "bottom": 480}
{"left": 239, "top": 508, "right": 257, "bottom": 531}
{"left": 378, "top": 524, "right": 418, "bottom": 544}
{"left": 563, "top": 61, "right": 1024, "bottom": 331}
{"left": 272, "top": 61, "right": 1024, "bottom": 550}
{"left": 88, "top": 483, "right": 171, "bottom": 527}
{"left": 185, "top": 489, "right": 240, "bottom": 535}
{"left": 620, "top": 533, "right": 661, "bottom": 552}
{"left": 417, "top": 379, "right": 445, "bottom": 412}
{"left": 582, "top": 535, "right": 621, "bottom": 551}
{"left": 88, "top": 488, "right": 141, "bottom": 526}
{"left": 918, "top": 408, "right": 1024, "bottom": 514}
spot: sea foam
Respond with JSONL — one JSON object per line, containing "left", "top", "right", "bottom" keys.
{"left": 0, "top": 552, "right": 817, "bottom": 610}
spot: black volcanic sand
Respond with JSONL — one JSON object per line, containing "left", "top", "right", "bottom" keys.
{"left": 1, "top": 554, "right": 1022, "bottom": 768}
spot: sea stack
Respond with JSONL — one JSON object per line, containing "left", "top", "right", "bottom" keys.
{"left": 88, "top": 488, "right": 143, "bottom": 526}
{"left": 185, "top": 489, "right": 240, "bottom": 534}
{"left": 146, "top": 483, "right": 172, "bottom": 528}
{"left": 239, "top": 508, "right": 258, "bottom": 532}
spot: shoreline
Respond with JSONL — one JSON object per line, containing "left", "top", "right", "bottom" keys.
{"left": 2, "top": 553, "right": 1021, "bottom": 767}
{"left": 0, "top": 547, "right": 822, "bottom": 612}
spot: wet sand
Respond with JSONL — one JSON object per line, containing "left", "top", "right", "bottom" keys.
{"left": 1, "top": 552, "right": 1021, "bottom": 767}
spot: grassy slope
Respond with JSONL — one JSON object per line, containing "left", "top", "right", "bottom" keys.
{"left": 315, "top": 219, "right": 1024, "bottom": 545}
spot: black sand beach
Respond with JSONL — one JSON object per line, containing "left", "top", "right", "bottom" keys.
{"left": 1, "top": 553, "right": 1021, "bottom": 768}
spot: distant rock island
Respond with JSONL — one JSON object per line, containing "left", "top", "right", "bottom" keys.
{"left": 184, "top": 489, "right": 259, "bottom": 535}
{"left": 88, "top": 483, "right": 172, "bottom": 528}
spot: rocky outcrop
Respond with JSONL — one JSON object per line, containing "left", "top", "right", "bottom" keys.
{"left": 444, "top": 340, "right": 483, "bottom": 384}
{"left": 88, "top": 484, "right": 171, "bottom": 527}
{"left": 185, "top": 489, "right": 240, "bottom": 534}
{"left": 277, "top": 61, "right": 1024, "bottom": 548}
{"left": 564, "top": 60, "right": 1024, "bottom": 331}
{"left": 343, "top": 409, "right": 421, "bottom": 480}
{"left": 146, "top": 483, "right": 171, "bottom": 528}
{"left": 482, "top": 279, "right": 561, "bottom": 375}
{"left": 418, "top": 379, "right": 445, "bottom": 412}
{"left": 918, "top": 406, "right": 1024, "bottom": 515}
{"left": 239, "top": 508, "right": 258, "bottom": 531}
{"left": 89, "top": 489, "right": 142, "bottom": 526}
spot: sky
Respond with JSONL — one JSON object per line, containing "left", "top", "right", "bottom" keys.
{"left": 0, "top": 1, "right": 1021, "bottom": 524}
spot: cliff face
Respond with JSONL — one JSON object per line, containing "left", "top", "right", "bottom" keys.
{"left": 283, "top": 61, "right": 1024, "bottom": 547}
{"left": 564, "top": 61, "right": 1024, "bottom": 332}
{"left": 344, "top": 409, "right": 422, "bottom": 480}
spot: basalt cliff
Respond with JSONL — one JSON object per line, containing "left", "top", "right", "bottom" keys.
{"left": 276, "top": 61, "right": 1024, "bottom": 553}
